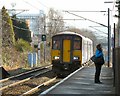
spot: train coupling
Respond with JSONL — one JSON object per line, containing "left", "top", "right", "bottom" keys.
{"left": 63, "top": 64, "right": 69, "bottom": 70}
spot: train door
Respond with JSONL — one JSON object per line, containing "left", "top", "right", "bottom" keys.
{"left": 63, "top": 40, "right": 71, "bottom": 62}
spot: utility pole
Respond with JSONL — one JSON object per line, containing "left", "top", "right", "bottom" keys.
{"left": 108, "top": 8, "right": 111, "bottom": 67}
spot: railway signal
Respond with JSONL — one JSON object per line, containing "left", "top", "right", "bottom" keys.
{"left": 41, "top": 34, "right": 46, "bottom": 41}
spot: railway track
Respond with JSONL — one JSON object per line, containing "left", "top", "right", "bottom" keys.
{"left": 1, "top": 65, "right": 59, "bottom": 95}
{"left": 2, "top": 70, "right": 60, "bottom": 95}
{"left": 21, "top": 77, "right": 59, "bottom": 96}
{"left": 0, "top": 65, "right": 52, "bottom": 83}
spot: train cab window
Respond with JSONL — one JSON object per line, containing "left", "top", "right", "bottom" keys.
{"left": 53, "top": 40, "right": 60, "bottom": 49}
{"left": 74, "top": 40, "right": 80, "bottom": 50}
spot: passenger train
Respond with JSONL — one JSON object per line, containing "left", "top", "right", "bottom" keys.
{"left": 51, "top": 31, "right": 93, "bottom": 77}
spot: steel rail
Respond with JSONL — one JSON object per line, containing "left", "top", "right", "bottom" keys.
{"left": 0, "top": 68, "right": 52, "bottom": 91}
{"left": 0, "top": 65, "right": 52, "bottom": 83}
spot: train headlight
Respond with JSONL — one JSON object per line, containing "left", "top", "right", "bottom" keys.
{"left": 54, "top": 56, "right": 60, "bottom": 60}
{"left": 73, "top": 56, "right": 79, "bottom": 60}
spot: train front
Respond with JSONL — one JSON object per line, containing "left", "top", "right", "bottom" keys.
{"left": 51, "top": 33, "right": 82, "bottom": 77}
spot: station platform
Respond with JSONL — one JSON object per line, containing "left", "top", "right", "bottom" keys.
{"left": 40, "top": 64, "right": 115, "bottom": 95}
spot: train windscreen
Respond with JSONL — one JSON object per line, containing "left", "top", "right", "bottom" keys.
{"left": 73, "top": 36, "right": 82, "bottom": 50}
{"left": 74, "top": 40, "right": 81, "bottom": 50}
{"left": 52, "top": 39, "right": 60, "bottom": 49}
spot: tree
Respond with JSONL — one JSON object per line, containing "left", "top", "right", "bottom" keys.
{"left": 2, "top": 6, "right": 15, "bottom": 47}
{"left": 47, "top": 8, "right": 64, "bottom": 38}
{"left": 12, "top": 16, "right": 32, "bottom": 43}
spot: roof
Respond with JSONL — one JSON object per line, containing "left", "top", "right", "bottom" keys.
{"left": 53, "top": 31, "right": 92, "bottom": 42}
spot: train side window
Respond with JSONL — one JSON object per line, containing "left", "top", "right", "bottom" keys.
{"left": 74, "top": 40, "right": 80, "bottom": 50}
{"left": 53, "top": 40, "right": 60, "bottom": 49}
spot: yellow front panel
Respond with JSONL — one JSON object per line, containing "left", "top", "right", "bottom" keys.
{"left": 63, "top": 40, "right": 70, "bottom": 62}
{"left": 51, "top": 50, "right": 60, "bottom": 60}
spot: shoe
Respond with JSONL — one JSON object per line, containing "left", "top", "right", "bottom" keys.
{"left": 98, "top": 81, "right": 102, "bottom": 84}
{"left": 95, "top": 81, "right": 102, "bottom": 84}
{"left": 95, "top": 80, "right": 99, "bottom": 83}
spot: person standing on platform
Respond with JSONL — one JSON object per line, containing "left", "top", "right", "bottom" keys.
{"left": 94, "top": 44, "right": 105, "bottom": 84}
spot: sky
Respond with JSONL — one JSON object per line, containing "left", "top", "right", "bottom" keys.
{"left": 0, "top": 0, "right": 117, "bottom": 37}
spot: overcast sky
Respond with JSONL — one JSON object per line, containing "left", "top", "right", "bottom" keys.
{"left": 0, "top": 0, "right": 117, "bottom": 36}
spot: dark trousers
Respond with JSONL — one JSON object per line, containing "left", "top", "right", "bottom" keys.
{"left": 95, "top": 64, "right": 102, "bottom": 82}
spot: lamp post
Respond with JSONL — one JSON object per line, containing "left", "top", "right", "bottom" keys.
{"left": 104, "top": 1, "right": 114, "bottom": 67}
{"left": 108, "top": 8, "right": 111, "bottom": 67}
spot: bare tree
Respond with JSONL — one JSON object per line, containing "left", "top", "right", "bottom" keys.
{"left": 47, "top": 8, "right": 64, "bottom": 38}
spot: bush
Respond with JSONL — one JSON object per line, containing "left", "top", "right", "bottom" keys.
{"left": 15, "top": 39, "right": 32, "bottom": 52}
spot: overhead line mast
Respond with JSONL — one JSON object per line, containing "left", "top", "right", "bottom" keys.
{"left": 63, "top": 10, "right": 110, "bottom": 67}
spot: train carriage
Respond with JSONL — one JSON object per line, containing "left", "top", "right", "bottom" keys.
{"left": 51, "top": 31, "right": 93, "bottom": 77}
